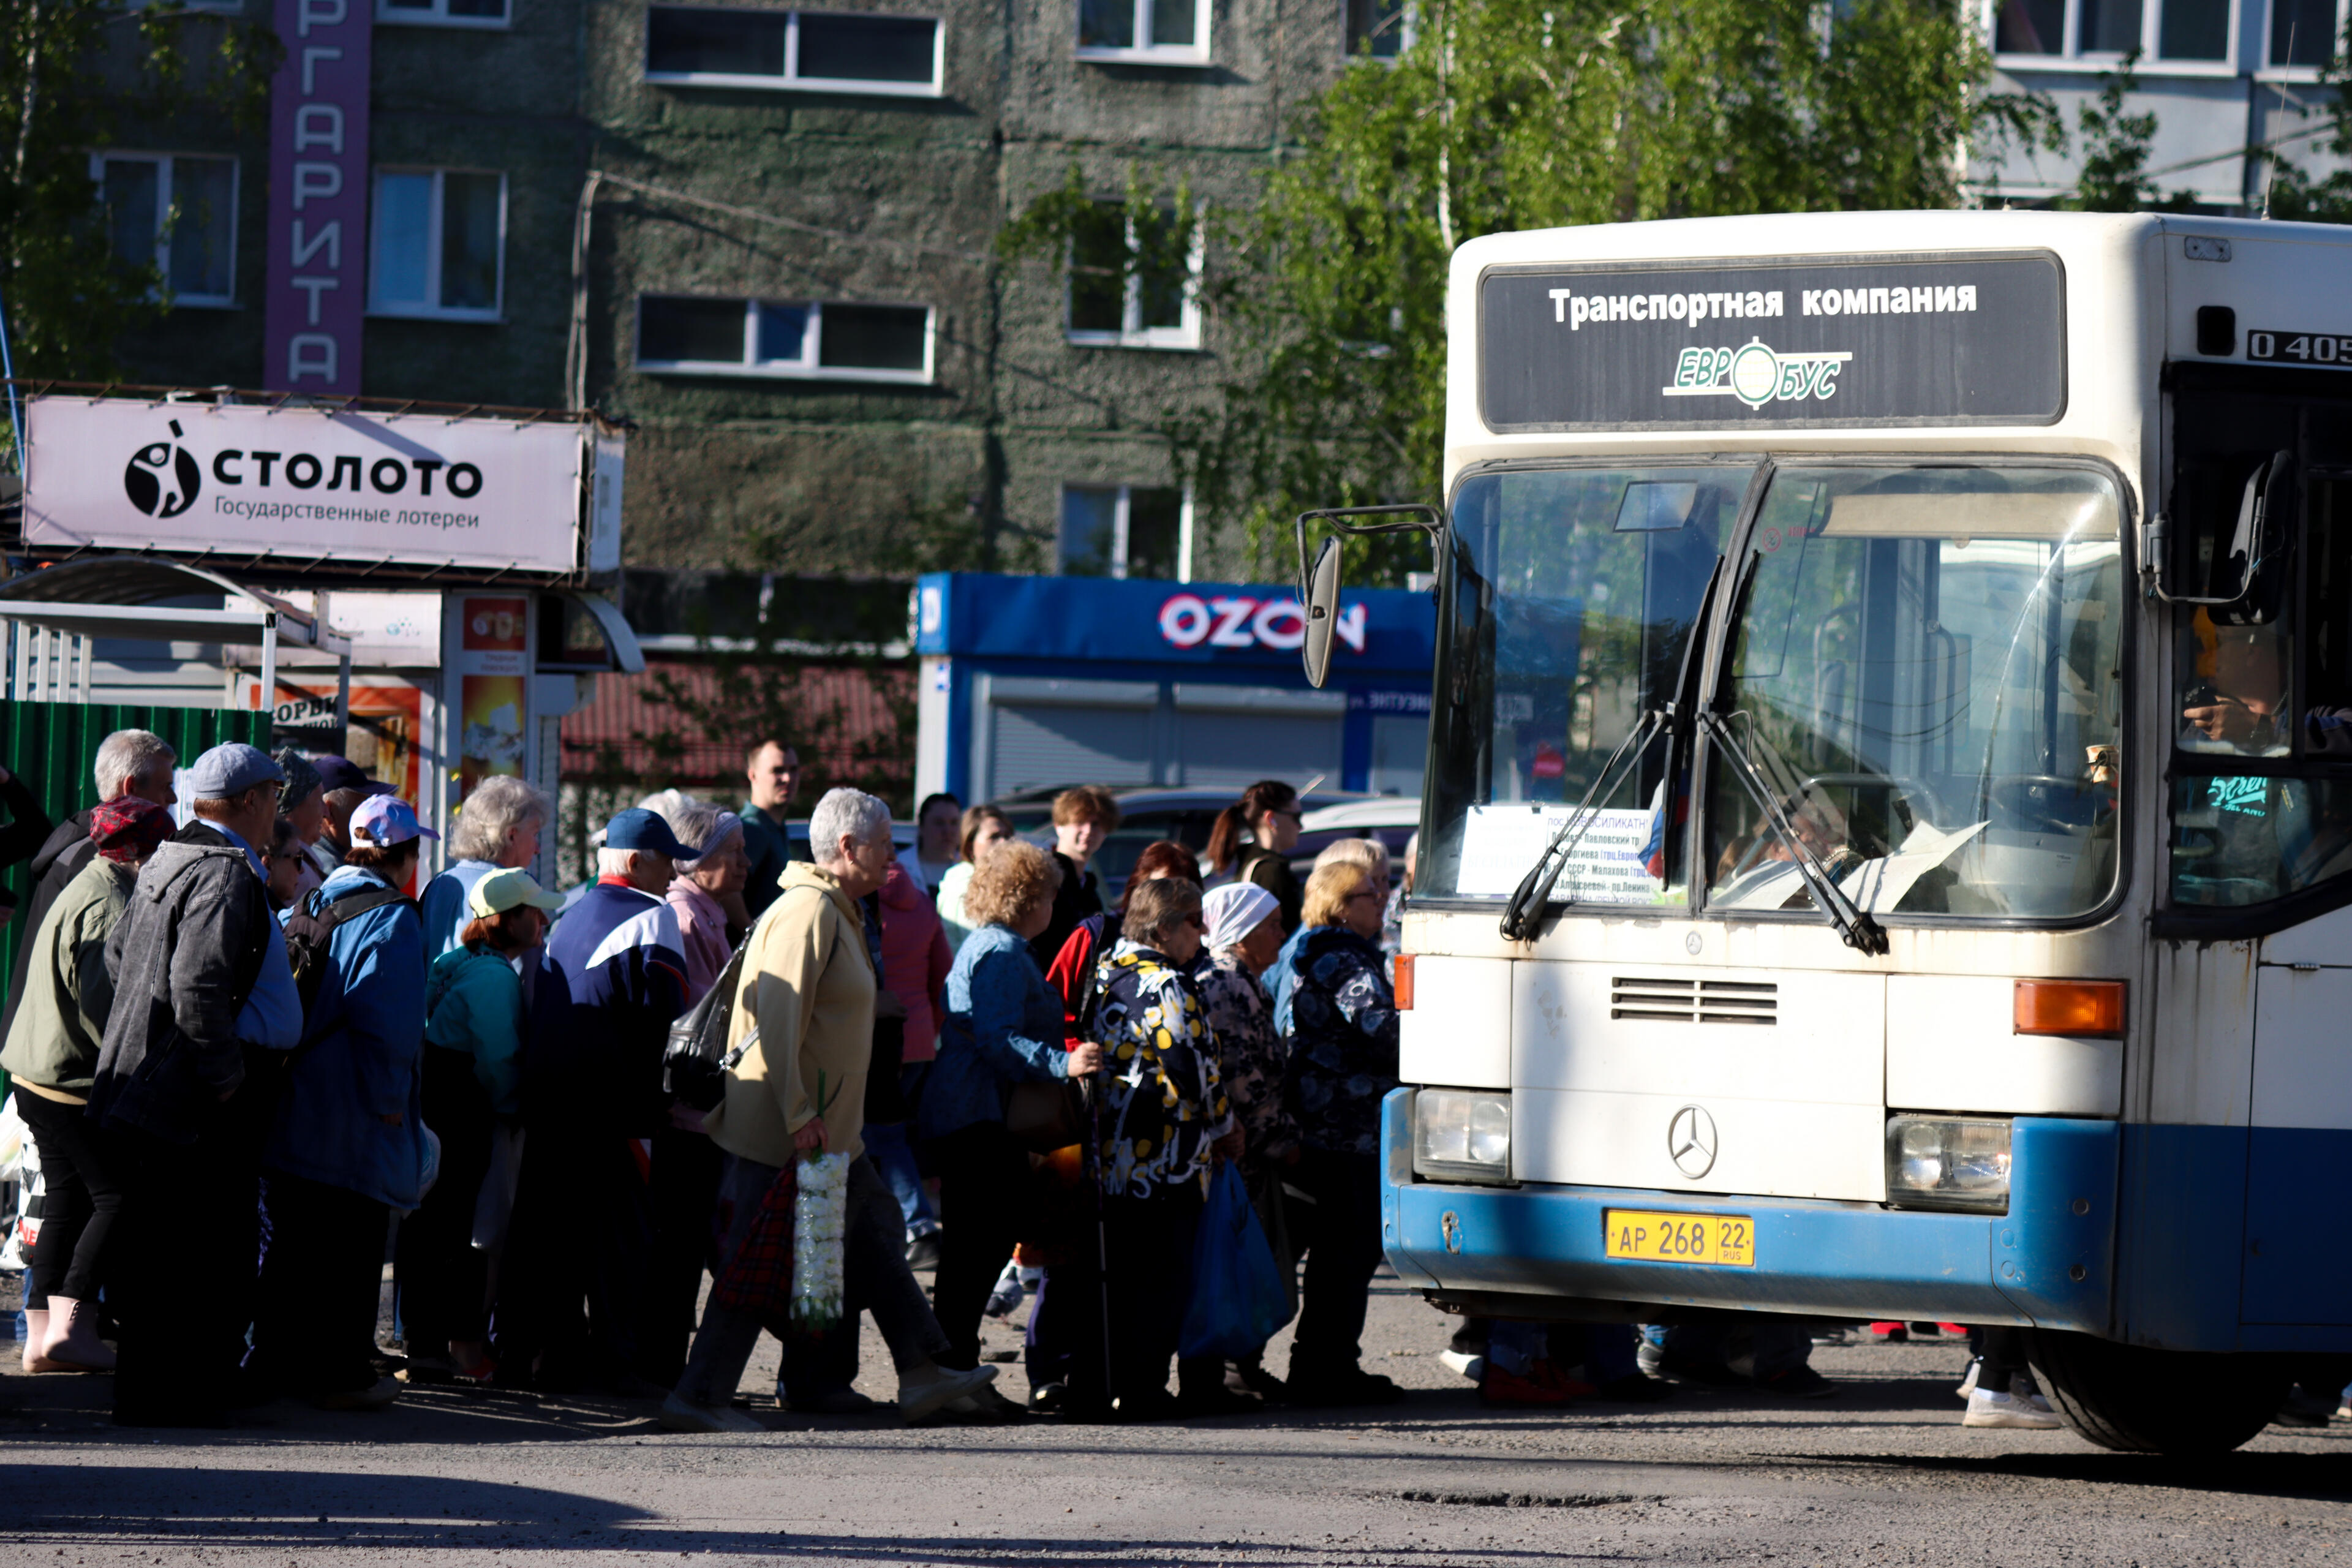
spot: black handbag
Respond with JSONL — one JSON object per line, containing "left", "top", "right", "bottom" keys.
{"left": 663, "top": 932, "right": 753, "bottom": 1112}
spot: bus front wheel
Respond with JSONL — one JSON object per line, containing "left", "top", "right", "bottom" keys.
{"left": 2024, "top": 1329, "right": 2290, "bottom": 1455}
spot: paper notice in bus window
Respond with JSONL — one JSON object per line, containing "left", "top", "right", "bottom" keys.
{"left": 1457, "top": 804, "right": 1664, "bottom": 903}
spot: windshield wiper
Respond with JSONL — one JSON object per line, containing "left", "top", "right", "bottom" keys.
{"left": 1695, "top": 709, "right": 1889, "bottom": 956}
{"left": 1498, "top": 709, "right": 1663, "bottom": 941}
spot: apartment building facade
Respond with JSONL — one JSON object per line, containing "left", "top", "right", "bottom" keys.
{"left": 1970, "top": 0, "right": 2352, "bottom": 207}
{"left": 86, "top": 0, "right": 1405, "bottom": 589}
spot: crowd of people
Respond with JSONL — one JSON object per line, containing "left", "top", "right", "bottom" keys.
{"left": 0, "top": 733, "right": 2080, "bottom": 1433}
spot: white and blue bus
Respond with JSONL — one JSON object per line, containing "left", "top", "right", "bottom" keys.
{"left": 1295, "top": 211, "right": 2352, "bottom": 1455}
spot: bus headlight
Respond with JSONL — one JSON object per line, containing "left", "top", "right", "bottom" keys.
{"left": 1885, "top": 1115, "right": 2011, "bottom": 1213}
{"left": 1414, "top": 1089, "right": 1512, "bottom": 1185}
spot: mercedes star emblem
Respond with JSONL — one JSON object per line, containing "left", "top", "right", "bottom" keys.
{"left": 1667, "top": 1104, "right": 1719, "bottom": 1180}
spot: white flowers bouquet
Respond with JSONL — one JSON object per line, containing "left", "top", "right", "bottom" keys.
{"left": 791, "top": 1149, "right": 851, "bottom": 1332}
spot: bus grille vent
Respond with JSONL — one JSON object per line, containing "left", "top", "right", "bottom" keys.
{"left": 1611, "top": 978, "right": 1777, "bottom": 1025}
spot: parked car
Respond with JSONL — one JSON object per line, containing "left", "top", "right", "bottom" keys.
{"left": 986, "top": 783, "right": 1372, "bottom": 903}
{"left": 1290, "top": 796, "right": 1421, "bottom": 882}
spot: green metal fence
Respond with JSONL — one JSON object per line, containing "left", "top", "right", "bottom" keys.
{"left": 1, "top": 702, "right": 274, "bottom": 1010}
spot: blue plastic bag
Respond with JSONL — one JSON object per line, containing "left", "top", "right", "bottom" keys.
{"left": 1178, "top": 1163, "right": 1294, "bottom": 1360}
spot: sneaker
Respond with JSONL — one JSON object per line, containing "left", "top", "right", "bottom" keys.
{"left": 1757, "top": 1364, "right": 1837, "bottom": 1399}
{"left": 1535, "top": 1361, "right": 1597, "bottom": 1399}
{"left": 1810, "top": 1327, "right": 1852, "bottom": 1347}
{"left": 1654, "top": 1351, "right": 1744, "bottom": 1387}
{"left": 1234, "top": 1360, "right": 1287, "bottom": 1401}
{"left": 1438, "top": 1349, "right": 1488, "bottom": 1382}
{"left": 900, "top": 1363, "right": 999, "bottom": 1425}
{"left": 309, "top": 1377, "right": 401, "bottom": 1411}
{"left": 1635, "top": 1339, "right": 1665, "bottom": 1376}
{"left": 1287, "top": 1367, "right": 1406, "bottom": 1408}
{"left": 1866, "top": 1322, "right": 1909, "bottom": 1343}
{"left": 658, "top": 1393, "right": 766, "bottom": 1434}
{"left": 1480, "top": 1366, "right": 1574, "bottom": 1407}
{"left": 905, "top": 1231, "right": 944, "bottom": 1272}
{"left": 1963, "top": 1387, "right": 2062, "bottom": 1429}
{"left": 2274, "top": 1388, "right": 2338, "bottom": 1428}
{"left": 790, "top": 1387, "right": 880, "bottom": 1415}
{"left": 1956, "top": 1359, "right": 1982, "bottom": 1398}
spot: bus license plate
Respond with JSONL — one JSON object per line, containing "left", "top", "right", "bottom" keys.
{"left": 1603, "top": 1210, "right": 1755, "bottom": 1267}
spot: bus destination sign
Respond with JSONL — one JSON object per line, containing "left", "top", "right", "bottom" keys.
{"left": 1479, "top": 251, "right": 2067, "bottom": 431}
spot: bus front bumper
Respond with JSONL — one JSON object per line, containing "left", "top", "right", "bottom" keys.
{"left": 1379, "top": 1091, "right": 2117, "bottom": 1332}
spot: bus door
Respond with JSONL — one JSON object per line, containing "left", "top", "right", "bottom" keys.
{"left": 2160, "top": 367, "right": 2352, "bottom": 1327}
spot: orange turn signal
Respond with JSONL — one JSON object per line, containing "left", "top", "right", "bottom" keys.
{"left": 1394, "top": 953, "right": 1415, "bottom": 1011}
{"left": 2013, "top": 979, "right": 2125, "bottom": 1038}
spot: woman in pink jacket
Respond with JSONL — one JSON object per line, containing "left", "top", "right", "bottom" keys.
{"left": 874, "top": 858, "right": 952, "bottom": 1265}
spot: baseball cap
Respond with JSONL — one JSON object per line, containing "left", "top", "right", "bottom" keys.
{"left": 184, "top": 743, "right": 286, "bottom": 799}
{"left": 309, "top": 755, "right": 369, "bottom": 794}
{"left": 467, "top": 867, "right": 566, "bottom": 919}
{"left": 350, "top": 794, "right": 440, "bottom": 848}
{"left": 602, "top": 807, "right": 691, "bottom": 859}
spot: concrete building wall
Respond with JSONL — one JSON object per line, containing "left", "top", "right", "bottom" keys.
{"left": 1970, "top": 0, "right": 2352, "bottom": 208}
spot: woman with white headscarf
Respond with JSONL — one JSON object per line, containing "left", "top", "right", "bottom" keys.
{"left": 1186, "top": 880, "right": 1303, "bottom": 1401}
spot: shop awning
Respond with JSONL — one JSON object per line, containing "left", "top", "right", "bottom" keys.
{"left": 0, "top": 556, "right": 351, "bottom": 709}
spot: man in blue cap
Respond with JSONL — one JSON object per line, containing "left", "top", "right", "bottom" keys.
{"left": 90, "top": 741, "right": 288, "bottom": 1427}
{"left": 503, "top": 807, "right": 693, "bottom": 1391}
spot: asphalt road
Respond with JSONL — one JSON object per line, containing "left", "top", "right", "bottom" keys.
{"left": 4, "top": 1268, "right": 2350, "bottom": 1567}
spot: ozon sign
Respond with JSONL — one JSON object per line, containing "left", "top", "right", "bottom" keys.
{"left": 1158, "top": 592, "right": 1366, "bottom": 654}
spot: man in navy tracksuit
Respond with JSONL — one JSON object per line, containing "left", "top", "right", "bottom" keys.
{"left": 499, "top": 808, "right": 692, "bottom": 1392}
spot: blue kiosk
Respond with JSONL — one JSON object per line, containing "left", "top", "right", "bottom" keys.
{"left": 911, "top": 572, "right": 1438, "bottom": 804}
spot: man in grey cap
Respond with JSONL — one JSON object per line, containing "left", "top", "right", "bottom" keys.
{"left": 90, "top": 741, "right": 287, "bottom": 1427}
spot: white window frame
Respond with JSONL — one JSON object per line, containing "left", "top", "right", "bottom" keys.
{"left": 1059, "top": 482, "right": 1194, "bottom": 581}
{"left": 1074, "top": 0, "right": 1212, "bottom": 66}
{"left": 642, "top": 6, "right": 946, "bottom": 97}
{"left": 366, "top": 167, "right": 508, "bottom": 323}
{"left": 1065, "top": 210, "right": 1204, "bottom": 350}
{"left": 374, "top": 0, "right": 512, "bottom": 28}
{"left": 1986, "top": 0, "right": 2243, "bottom": 75}
{"left": 634, "top": 296, "right": 937, "bottom": 384}
{"left": 2255, "top": 0, "right": 2350, "bottom": 77}
{"left": 87, "top": 151, "right": 240, "bottom": 308}
{"left": 1344, "top": 0, "right": 1414, "bottom": 61}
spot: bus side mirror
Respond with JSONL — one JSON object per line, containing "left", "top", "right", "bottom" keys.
{"left": 2152, "top": 450, "right": 2293, "bottom": 619}
{"left": 1302, "top": 535, "right": 1343, "bottom": 689}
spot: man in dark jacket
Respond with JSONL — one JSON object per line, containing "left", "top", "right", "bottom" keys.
{"left": 89, "top": 742, "right": 282, "bottom": 1427}
{"left": 1, "top": 729, "right": 178, "bottom": 1047}
{"left": 502, "top": 807, "right": 692, "bottom": 1390}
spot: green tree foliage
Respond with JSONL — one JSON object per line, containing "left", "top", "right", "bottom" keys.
{"left": 2261, "top": 36, "right": 2352, "bottom": 221}
{"left": 1161, "top": 0, "right": 2058, "bottom": 584}
{"left": 2064, "top": 52, "right": 2161, "bottom": 211}
{"left": 0, "top": 0, "right": 277, "bottom": 382}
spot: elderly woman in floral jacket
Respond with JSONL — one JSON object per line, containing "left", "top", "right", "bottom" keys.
{"left": 1280, "top": 856, "right": 1404, "bottom": 1409}
{"left": 1082, "top": 876, "right": 1237, "bottom": 1419}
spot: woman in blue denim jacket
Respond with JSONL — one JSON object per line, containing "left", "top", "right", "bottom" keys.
{"left": 922, "top": 841, "right": 1099, "bottom": 1368}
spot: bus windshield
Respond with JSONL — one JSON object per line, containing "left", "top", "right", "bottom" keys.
{"left": 1422, "top": 461, "right": 2127, "bottom": 924}
{"left": 1705, "top": 466, "right": 2124, "bottom": 923}
{"left": 1421, "top": 463, "right": 1750, "bottom": 902}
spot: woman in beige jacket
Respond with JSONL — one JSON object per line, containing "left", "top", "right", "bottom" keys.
{"left": 663, "top": 787, "right": 997, "bottom": 1432}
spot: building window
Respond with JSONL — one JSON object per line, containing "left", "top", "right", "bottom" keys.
{"left": 377, "top": 0, "right": 509, "bottom": 27}
{"left": 1076, "top": 0, "right": 1209, "bottom": 64}
{"left": 92, "top": 153, "right": 237, "bottom": 306}
{"left": 644, "top": 6, "right": 944, "bottom": 95}
{"left": 1066, "top": 202, "right": 1200, "bottom": 349}
{"left": 636, "top": 295, "right": 935, "bottom": 383}
{"left": 1060, "top": 484, "right": 1189, "bottom": 579}
{"left": 1346, "top": 0, "right": 1410, "bottom": 57}
{"left": 369, "top": 169, "right": 505, "bottom": 321}
{"left": 2269, "top": 0, "right": 2345, "bottom": 66}
{"left": 1992, "top": 0, "right": 2236, "bottom": 64}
